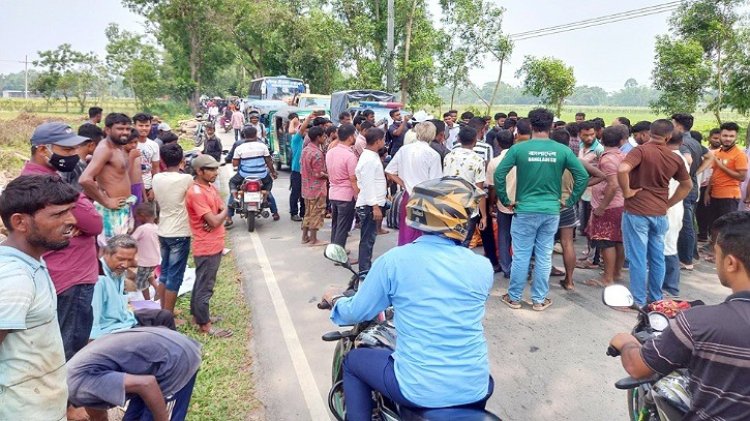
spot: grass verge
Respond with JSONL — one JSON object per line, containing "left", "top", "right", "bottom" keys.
{"left": 174, "top": 249, "right": 263, "bottom": 420}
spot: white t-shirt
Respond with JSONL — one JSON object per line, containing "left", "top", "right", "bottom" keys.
{"left": 152, "top": 172, "right": 193, "bottom": 237}
{"left": 384, "top": 141, "right": 442, "bottom": 195}
{"left": 137, "top": 139, "right": 161, "bottom": 189}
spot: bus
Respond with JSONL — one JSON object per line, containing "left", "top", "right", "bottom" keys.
{"left": 248, "top": 76, "right": 307, "bottom": 102}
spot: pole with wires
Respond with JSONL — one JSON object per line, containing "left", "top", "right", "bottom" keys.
{"left": 386, "top": 0, "right": 395, "bottom": 93}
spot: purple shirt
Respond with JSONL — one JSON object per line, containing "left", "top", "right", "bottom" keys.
{"left": 21, "top": 162, "right": 103, "bottom": 294}
{"left": 325, "top": 144, "right": 358, "bottom": 202}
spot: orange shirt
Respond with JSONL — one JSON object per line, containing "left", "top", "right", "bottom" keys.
{"left": 711, "top": 146, "right": 748, "bottom": 199}
{"left": 185, "top": 182, "right": 226, "bottom": 256}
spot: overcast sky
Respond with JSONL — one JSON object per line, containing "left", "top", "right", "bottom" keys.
{"left": 0, "top": 0, "right": 674, "bottom": 92}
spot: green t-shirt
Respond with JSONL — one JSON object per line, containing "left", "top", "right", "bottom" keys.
{"left": 495, "top": 138, "right": 589, "bottom": 215}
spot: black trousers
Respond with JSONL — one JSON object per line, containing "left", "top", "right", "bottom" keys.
{"left": 134, "top": 309, "right": 176, "bottom": 330}
{"left": 331, "top": 199, "right": 356, "bottom": 248}
{"left": 192, "top": 253, "right": 222, "bottom": 325}
{"left": 290, "top": 171, "right": 305, "bottom": 217}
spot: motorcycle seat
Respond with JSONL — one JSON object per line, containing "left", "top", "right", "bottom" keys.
{"left": 399, "top": 407, "right": 502, "bottom": 421}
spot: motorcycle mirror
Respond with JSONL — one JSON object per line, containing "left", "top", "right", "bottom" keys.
{"left": 602, "top": 285, "right": 635, "bottom": 308}
{"left": 323, "top": 244, "right": 349, "bottom": 265}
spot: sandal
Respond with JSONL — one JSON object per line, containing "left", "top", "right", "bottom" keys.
{"left": 532, "top": 298, "right": 553, "bottom": 311}
{"left": 501, "top": 293, "right": 521, "bottom": 309}
{"left": 203, "top": 327, "right": 233, "bottom": 338}
{"left": 583, "top": 278, "right": 609, "bottom": 288}
{"left": 575, "top": 260, "right": 598, "bottom": 270}
{"left": 550, "top": 267, "right": 566, "bottom": 277}
{"left": 224, "top": 219, "right": 234, "bottom": 227}
{"left": 559, "top": 280, "right": 575, "bottom": 291}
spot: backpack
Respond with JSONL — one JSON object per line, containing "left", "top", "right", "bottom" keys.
{"left": 386, "top": 189, "right": 404, "bottom": 229}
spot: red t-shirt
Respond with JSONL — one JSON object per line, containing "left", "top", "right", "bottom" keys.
{"left": 185, "top": 182, "right": 225, "bottom": 256}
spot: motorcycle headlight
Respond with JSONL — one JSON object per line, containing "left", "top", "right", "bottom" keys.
{"left": 648, "top": 312, "right": 670, "bottom": 332}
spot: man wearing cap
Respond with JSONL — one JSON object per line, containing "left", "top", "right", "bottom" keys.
{"left": 157, "top": 122, "right": 172, "bottom": 142}
{"left": 20, "top": 122, "right": 104, "bottom": 364}
{"left": 185, "top": 155, "right": 233, "bottom": 338}
{"left": 80, "top": 113, "right": 137, "bottom": 245}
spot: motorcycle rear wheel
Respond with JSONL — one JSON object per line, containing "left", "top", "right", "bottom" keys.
{"left": 246, "top": 210, "right": 256, "bottom": 232}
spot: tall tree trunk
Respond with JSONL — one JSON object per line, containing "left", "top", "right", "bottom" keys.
{"left": 189, "top": 32, "right": 201, "bottom": 112}
{"left": 714, "top": 40, "right": 723, "bottom": 125}
{"left": 450, "top": 79, "right": 457, "bottom": 109}
{"left": 399, "top": 0, "right": 418, "bottom": 105}
{"left": 487, "top": 54, "right": 505, "bottom": 115}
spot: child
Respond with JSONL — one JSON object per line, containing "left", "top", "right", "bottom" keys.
{"left": 131, "top": 203, "right": 161, "bottom": 301}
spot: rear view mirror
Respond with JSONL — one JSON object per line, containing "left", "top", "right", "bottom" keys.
{"left": 602, "top": 285, "right": 635, "bottom": 308}
{"left": 324, "top": 244, "right": 349, "bottom": 265}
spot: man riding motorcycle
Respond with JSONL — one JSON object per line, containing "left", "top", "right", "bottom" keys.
{"left": 322, "top": 176, "right": 495, "bottom": 421}
{"left": 609, "top": 211, "right": 750, "bottom": 420}
{"left": 228, "top": 126, "right": 279, "bottom": 223}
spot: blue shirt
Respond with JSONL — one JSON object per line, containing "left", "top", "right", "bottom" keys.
{"left": 90, "top": 258, "right": 137, "bottom": 339}
{"left": 331, "top": 235, "right": 493, "bottom": 408}
{"left": 291, "top": 133, "right": 303, "bottom": 172}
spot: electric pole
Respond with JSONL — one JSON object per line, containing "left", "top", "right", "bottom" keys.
{"left": 386, "top": 0, "right": 395, "bottom": 92}
{"left": 24, "top": 55, "right": 28, "bottom": 99}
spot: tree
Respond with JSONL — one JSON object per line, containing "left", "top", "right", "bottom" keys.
{"left": 33, "top": 44, "right": 98, "bottom": 112}
{"left": 105, "top": 23, "right": 164, "bottom": 106}
{"left": 651, "top": 36, "right": 710, "bottom": 115}
{"left": 124, "top": 0, "right": 234, "bottom": 110}
{"left": 569, "top": 85, "right": 608, "bottom": 106}
{"left": 125, "top": 59, "right": 162, "bottom": 110}
{"left": 658, "top": 0, "right": 749, "bottom": 123}
{"left": 31, "top": 73, "right": 58, "bottom": 110}
{"left": 516, "top": 56, "right": 575, "bottom": 117}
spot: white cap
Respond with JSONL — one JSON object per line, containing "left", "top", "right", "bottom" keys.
{"left": 158, "top": 122, "right": 171, "bottom": 131}
{"left": 411, "top": 110, "right": 434, "bottom": 124}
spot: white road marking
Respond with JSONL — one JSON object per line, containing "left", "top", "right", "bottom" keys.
{"left": 248, "top": 231, "right": 331, "bottom": 420}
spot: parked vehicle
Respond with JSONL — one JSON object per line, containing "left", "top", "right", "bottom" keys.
{"left": 603, "top": 285, "right": 700, "bottom": 421}
{"left": 294, "top": 93, "right": 331, "bottom": 111}
{"left": 248, "top": 75, "right": 307, "bottom": 102}
{"left": 318, "top": 244, "right": 502, "bottom": 421}
{"left": 193, "top": 113, "right": 207, "bottom": 147}
{"left": 269, "top": 107, "right": 328, "bottom": 171}
{"left": 330, "top": 90, "right": 396, "bottom": 125}
{"left": 235, "top": 177, "right": 272, "bottom": 232}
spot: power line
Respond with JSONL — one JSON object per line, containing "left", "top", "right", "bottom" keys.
{"left": 509, "top": 1, "right": 679, "bottom": 41}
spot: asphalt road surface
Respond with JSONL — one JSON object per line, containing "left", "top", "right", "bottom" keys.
{"left": 212, "top": 129, "right": 727, "bottom": 420}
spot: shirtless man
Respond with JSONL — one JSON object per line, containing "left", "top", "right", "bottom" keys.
{"left": 80, "top": 113, "right": 136, "bottom": 243}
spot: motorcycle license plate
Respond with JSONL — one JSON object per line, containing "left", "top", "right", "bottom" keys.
{"left": 244, "top": 192, "right": 261, "bottom": 203}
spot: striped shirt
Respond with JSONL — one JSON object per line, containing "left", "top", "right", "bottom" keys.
{"left": 234, "top": 141, "right": 270, "bottom": 179}
{"left": 641, "top": 291, "right": 750, "bottom": 420}
{"left": 452, "top": 140, "right": 493, "bottom": 163}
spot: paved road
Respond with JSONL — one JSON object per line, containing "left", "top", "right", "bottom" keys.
{"left": 212, "top": 129, "right": 727, "bottom": 420}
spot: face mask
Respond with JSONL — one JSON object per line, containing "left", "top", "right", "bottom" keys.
{"left": 49, "top": 152, "right": 80, "bottom": 172}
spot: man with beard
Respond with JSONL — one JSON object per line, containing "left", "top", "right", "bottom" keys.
{"left": 0, "top": 175, "right": 80, "bottom": 421}
{"left": 80, "top": 113, "right": 136, "bottom": 244}
{"left": 20, "top": 123, "right": 103, "bottom": 367}
{"left": 705, "top": 122, "right": 748, "bottom": 261}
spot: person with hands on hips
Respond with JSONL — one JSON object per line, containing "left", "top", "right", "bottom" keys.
{"left": 322, "top": 177, "right": 495, "bottom": 421}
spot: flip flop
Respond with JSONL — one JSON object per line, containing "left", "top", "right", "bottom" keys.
{"left": 559, "top": 280, "right": 575, "bottom": 291}
{"left": 203, "top": 327, "right": 233, "bottom": 338}
{"left": 576, "top": 260, "right": 599, "bottom": 270}
{"left": 550, "top": 267, "right": 566, "bottom": 277}
{"left": 308, "top": 240, "right": 329, "bottom": 247}
{"left": 583, "top": 278, "right": 610, "bottom": 288}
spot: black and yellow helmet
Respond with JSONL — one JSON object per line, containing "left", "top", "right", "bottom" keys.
{"left": 405, "top": 176, "right": 485, "bottom": 241}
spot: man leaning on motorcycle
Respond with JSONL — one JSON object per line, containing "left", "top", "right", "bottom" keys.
{"left": 609, "top": 211, "right": 750, "bottom": 420}
{"left": 322, "top": 176, "right": 496, "bottom": 421}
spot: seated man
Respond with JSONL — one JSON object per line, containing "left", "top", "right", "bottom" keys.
{"left": 610, "top": 211, "right": 750, "bottom": 420}
{"left": 91, "top": 235, "right": 175, "bottom": 340}
{"left": 67, "top": 327, "right": 201, "bottom": 421}
{"left": 322, "top": 177, "right": 495, "bottom": 420}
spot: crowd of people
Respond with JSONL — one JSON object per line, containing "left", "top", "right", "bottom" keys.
{"left": 1, "top": 99, "right": 749, "bottom": 420}
{"left": 0, "top": 107, "right": 235, "bottom": 421}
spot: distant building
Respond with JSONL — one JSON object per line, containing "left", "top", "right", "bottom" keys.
{"left": 2, "top": 90, "right": 37, "bottom": 98}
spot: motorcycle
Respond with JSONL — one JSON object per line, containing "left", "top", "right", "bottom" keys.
{"left": 603, "top": 285, "right": 698, "bottom": 421}
{"left": 318, "top": 244, "right": 502, "bottom": 421}
{"left": 193, "top": 113, "right": 207, "bottom": 147}
{"left": 235, "top": 177, "right": 271, "bottom": 232}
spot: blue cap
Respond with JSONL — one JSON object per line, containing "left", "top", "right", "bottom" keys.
{"left": 30, "top": 122, "right": 90, "bottom": 147}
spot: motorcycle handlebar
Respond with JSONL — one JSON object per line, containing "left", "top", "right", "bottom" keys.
{"left": 606, "top": 345, "right": 621, "bottom": 357}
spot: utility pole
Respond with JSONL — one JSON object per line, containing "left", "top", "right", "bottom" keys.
{"left": 24, "top": 55, "right": 28, "bottom": 99}
{"left": 386, "top": 0, "right": 395, "bottom": 92}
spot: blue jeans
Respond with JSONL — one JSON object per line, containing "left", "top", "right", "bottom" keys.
{"left": 496, "top": 212, "right": 513, "bottom": 277}
{"left": 123, "top": 372, "right": 197, "bottom": 421}
{"left": 677, "top": 190, "right": 698, "bottom": 265}
{"left": 622, "top": 212, "right": 668, "bottom": 306}
{"left": 57, "top": 284, "right": 95, "bottom": 361}
{"left": 356, "top": 206, "right": 378, "bottom": 272}
{"left": 343, "top": 348, "right": 493, "bottom": 421}
{"left": 663, "top": 254, "right": 681, "bottom": 296}
{"left": 158, "top": 236, "right": 191, "bottom": 292}
{"left": 508, "top": 213, "right": 560, "bottom": 304}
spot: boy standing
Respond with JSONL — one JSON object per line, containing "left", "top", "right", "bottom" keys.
{"left": 301, "top": 126, "right": 328, "bottom": 245}
{"left": 355, "top": 128, "right": 387, "bottom": 272}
